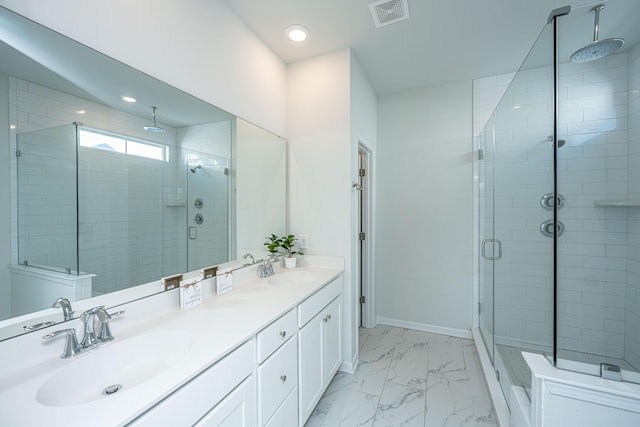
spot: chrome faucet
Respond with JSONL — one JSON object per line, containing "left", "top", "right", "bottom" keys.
{"left": 52, "top": 297, "right": 74, "bottom": 321}
{"left": 242, "top": 252, "right": 256, "bottom": 265}
{"left": 43, "top": 307, "right": 125, "bottom": 358}
{"left": 257, "top": 256, "right": 276, "bottom": 278}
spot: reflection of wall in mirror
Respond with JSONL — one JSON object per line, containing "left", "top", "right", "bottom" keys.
{"left": 235, "top": 119, "right": 287, "bottom": 258}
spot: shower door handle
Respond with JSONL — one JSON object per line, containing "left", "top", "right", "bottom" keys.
{"left": 481, "top": 239, "right": 502, "bottom": 261}
{"left": 188, "top": 226, "right": 197, "bottom": 240}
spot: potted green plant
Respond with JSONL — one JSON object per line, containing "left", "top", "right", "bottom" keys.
{"left": 279, "top": 234, "right": 303, "bottom": 268}
{"left": 264, "top": 233, "right": 281, "bottom": 257}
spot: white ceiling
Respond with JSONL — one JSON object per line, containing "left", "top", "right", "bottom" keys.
{"left": 223, "top": 0, "right": 639, "bottom": 95}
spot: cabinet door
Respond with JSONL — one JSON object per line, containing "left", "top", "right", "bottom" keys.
{"left": 322, "top": 296, "right": 342, "bottom": 381}
{"left": 258, "top": 335, "right": 298, "bottom": 425}
{"left": 298, "top": 312, "right": 324, "bottom": 425}
{"left": 195, "top": 376, "right": 256, "bottom": 427}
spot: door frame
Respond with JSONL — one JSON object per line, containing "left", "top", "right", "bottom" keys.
{"left": 357, "top": 139, "right": 375, "bottom": 328}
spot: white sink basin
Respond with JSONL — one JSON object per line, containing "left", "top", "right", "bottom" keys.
{"left": 267, "top": 270, "right": 317, "bottom": 286}
{"left": 37, "top": 330, "right": 193, "bottom": 407}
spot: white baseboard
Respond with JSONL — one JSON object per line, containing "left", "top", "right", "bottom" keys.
{"left": 376, "top": 316, "right": 472, "bottom": 339}
{"left": 340, "top": 353, "right": 358, "bottom": 374}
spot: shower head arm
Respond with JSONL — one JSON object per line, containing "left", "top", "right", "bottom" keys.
{"left": 592, "top": 5, "right": 604, "bottom": 42}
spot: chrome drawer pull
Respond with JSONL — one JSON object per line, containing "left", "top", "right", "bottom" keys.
{"left": 279, "top": 330, "right": 286, "bottom": 338}
{"left": 280, "top": 374, "right": 287, "bottom": 383}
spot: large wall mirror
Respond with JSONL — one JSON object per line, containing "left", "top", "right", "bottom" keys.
{"left": 0, "top": 6, "right": 286, "bottom": 340}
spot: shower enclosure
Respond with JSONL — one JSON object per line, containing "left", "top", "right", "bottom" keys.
{"left": 16, "top": 122, "right": 231, "bottom": 298}
{"left": 477, "top": 0, "right": 640, "bottom": 407}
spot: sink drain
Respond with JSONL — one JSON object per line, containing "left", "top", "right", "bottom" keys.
{"left": 102, "top": 384, "right": 123, "bottom": 396}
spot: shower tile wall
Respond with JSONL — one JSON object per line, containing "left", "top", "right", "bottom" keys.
{"left": 557, "top": 53, "right": 629, "bottom": 360}
{"left": 474, "top": 48, "right": 640, "bottom": 370}
{"left": 78, "top": 149, "right": 169, "bottom": 294}
{"left": 9, "top": 77, "right": 231, "bottom": 296}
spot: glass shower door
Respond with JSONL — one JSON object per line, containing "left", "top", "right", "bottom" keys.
{"left": 480, "top": 22, "right": 556, "bottom": 406}
{"left": 478, "top": 114, "right": 496, "bottom": 366}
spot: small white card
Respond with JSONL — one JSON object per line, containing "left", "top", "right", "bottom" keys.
{"left": 216, "top": 268, "right": 233, "bottom": 295}
{"left": 179, "top": 279, "right": 203, "bottom": 310}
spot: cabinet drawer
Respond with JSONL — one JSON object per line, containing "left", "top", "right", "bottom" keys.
{"left": 257, "top": 308, "right": 297, "bottom": 363}
{"left": 258, "top": 335, "right": 298, "bottom": 425}
{"left": 298, "top": 276, "right": 342, "bottom": 327}
{"left": 265, "top": 387, "right": 298, "bottom": 427}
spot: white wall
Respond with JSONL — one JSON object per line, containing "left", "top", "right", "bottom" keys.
{"left": 0, "top": 0, "right": 287, "bottom": 137}
{"left": 288, "top": 49, "right": 377, "bottom": 371}
{"left": 376, "top": 81, "right": 473, "bottom": 336}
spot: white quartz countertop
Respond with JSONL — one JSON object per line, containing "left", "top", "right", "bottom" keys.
{"left": 0, "top": 265, "right": 343, "bottom": 426}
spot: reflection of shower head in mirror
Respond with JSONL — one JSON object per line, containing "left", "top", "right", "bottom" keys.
{"left": 143, "top": 106, "right": 166, "bottom": 133}
{"left": 190, "top": 164, "right": 202, "bottom": 173}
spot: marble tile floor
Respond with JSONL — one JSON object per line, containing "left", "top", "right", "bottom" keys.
{"left": 305, "top": 325, "right": 497, "bottom": 427}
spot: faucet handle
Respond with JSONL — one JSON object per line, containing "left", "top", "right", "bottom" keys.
{"left": 95, "top": 308, "right": 125, "bottom": 342}
{"left": 43, "top": 328, "right": 81, "bottom": 359}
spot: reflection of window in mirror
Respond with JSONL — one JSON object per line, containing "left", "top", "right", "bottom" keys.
{"left": 79, "top": 128, "right": 169, "bottom": 161}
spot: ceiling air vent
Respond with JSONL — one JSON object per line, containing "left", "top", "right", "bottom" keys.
{"left": 369, "top": 0, "right": 410, "bottom": 28}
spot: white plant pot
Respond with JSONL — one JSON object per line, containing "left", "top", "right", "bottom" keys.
{"left": 284, "top": 256, "right": 297, "bottom": 269}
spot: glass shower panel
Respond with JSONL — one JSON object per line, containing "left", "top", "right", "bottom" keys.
{"left": 17, "top": 124, "right": 78, "bottom": 274}
{"left": 489, "top": 23, "right": 556, "bottom": 404}
{"left": 555, "top": 2, "right": 640, "bottom": 382}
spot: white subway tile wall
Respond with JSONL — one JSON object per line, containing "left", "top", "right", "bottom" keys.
{"left": 557, "top": 52, "right": 630, "bottom": 360}
{"left": 10, "top": 77, "right": 232, "bottom": 296}
{"left": 474, "top": 47, "right": 640, "bottom": 372}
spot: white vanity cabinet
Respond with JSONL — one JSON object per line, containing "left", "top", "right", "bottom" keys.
{"left": 129, "top": 340, "right": 256, "bottom": 427}
{"left": 297, "top": 277, "right": 343, "bottom": 426}
{"left": 128, "top": 272, "right": 343, "bottom": 427}
{"left": 256, "top": 309, "right": 299, "bottom": 426}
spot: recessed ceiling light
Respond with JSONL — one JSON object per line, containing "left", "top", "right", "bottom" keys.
{"left": 9, "top": 124, "right": 16, "bottom": 130}
{"left": 76, "top": 109, "right": 86, "bottom": 115}
{"left": 122, "top": 96, "right": 137, "bottom": 103}
{"left": 286, "top": 25, "right": 309, "bottom": 42}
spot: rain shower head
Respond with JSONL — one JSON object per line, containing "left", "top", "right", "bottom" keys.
{"left": 570, "top": 5, "right": 624, "bottom": 63}
{"left": 143, "top": 106, "right": 166, "bottom": 133}
{"left": 190, "top": 164, "right": 201, "bottom": 173}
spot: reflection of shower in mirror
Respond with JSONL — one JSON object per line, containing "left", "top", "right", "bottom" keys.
{"left": 190, "top": 164, "right": 202, "bottom": 174}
